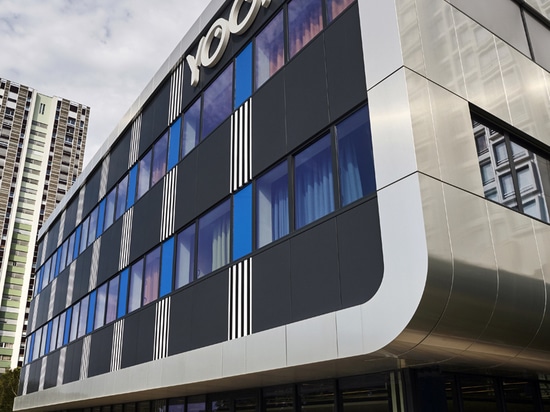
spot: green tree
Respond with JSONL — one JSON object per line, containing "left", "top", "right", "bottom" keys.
{"left": 0, "top": 368, "right": 20, "bottom": 412}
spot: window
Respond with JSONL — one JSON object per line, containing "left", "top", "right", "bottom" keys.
{"left": 327, "top": 0, "right": 354, "bottom": 21}
{"left": 116, "top": 175, "right": 128, "bottom": 220}
{"left": 38, "top": 103, "right": 45, "bottom": 115}
{"left": 480, "top": 162, "right": 495, "bottom": 184}
{"left": 151, "top": 133, "right": 168, "bottom": 186}
{"left": 202, "top": 63, "right": 233, "bottom": 139}
{"left": 88, "top": 207, "right": 99, "bottom": 246}
{"left": 336, "top": 106, "right": 376, "bottom": 206}
{"left": 255, "top": 11, "right": 285, "bottom": 90}
{"left": 494, "top": 141, "right": 508, "bottom": 164}
{"left": 69, "top": 302, "right": 80, "bottom": 342}
{"left": 176, "top": 225, "right": 195, "bottom": 288}
{"left": 197, "top": 200, "right": 231, "bottom": 278}
{"left": 142, "top": 247, "right": 161, "bottom": 306}
{"left": 128, "top": 259, "right": 144, "bottom": 313}
{"left": 57, "top": 311, "right": 66, "bottom": 350}
{"left": 104, "top": 188, "right": 116, "bottom": 231}
{"left": 295, "top": 135, "right": 334, "bottom": 229}
{"left": 78, "top": 295, "right": 89, "bottom": 338}
{"left": 137, "top": 152, "right": 152, "bottom": 200}
{"left": 105, "top": 275, "right": 119, "bottom": 324}
{"left": 235, "top": 43, "right": 253, "bottom": 108}
{"left": 182, "top": 99, "right": 201, "bottom": 158}
{"left": 257, "top": 162, "right": 289, "bottom": 248}
{"left": 94, "top": 283, "right": 107, "bottom": 330}
{"left": 288, "top": 0, "right": 323, "bottom": 58}
{"left": 233, "top": 184, "right": 253, "bottom": 260}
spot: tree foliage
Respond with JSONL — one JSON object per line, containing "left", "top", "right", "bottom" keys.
{"left": 0, "top": 368, "right": 20, "bottom": 412}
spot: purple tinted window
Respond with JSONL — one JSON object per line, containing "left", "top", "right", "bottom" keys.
{"left": 255, "top": 11, "right": 285, "bottom": 89}
{"left": 105, "top": 275, "right": 119, "bottom": 324}
{"left": 151, "top": 132, "right": 168, "bottom": 186}
{"left": 202, "top": 63, "right": 233, "bottom": 139}
{"left": 197, "top": 200, "right": 231, "bottom": 278}
{"left": 94, "top": 283, "right": 107, "bottom": 330}
{"left": 288, "top": 0, "right": 323, "bottom": 58}
{"left": 142, "top": 247, "right": 161, "bottom": 306}
{"left": 176, "top": 225, "right": 196, "bottom": 288}
{"left": 104, "top": 188, "right": 116, "bottom": 230}
{"left": 182, "top": 99, "right": 201, "bottom": 158}
{"left": 128, "top": 259, "right": 144, "bottom": 313}
{"left": 327, "top": 0, "right": 354, "bottom": 22}
{"left": 116, "top": 175, "right": 128, "bottom": 219}
{"left": 137, "top": 151, "right": 152, "bottom": 200}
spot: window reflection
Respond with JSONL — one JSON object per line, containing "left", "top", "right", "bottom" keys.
{"left": 326, "top": 0, "right": 354, "bottom": 22}
{"left": 288, "top": 0, "right": 323, "bottom": 58}
{"left": 255, "top": 11, "right": 285, "bottom": 89}
{"left": 257, "top": 162, "right": 289, "bottom": 248}
{"left": 182, "top": 99, "right": 201, "bottom": 158}
{"left": 202, "top": 64, "right": 233, "bottom": 139}
{"left": 197, "top": 201, "right": 231, "bottom": 278}
{"left": 142, "top": 247, "right": 161, "bottom": 306}
{"left": 176, "top": 225, "right": 196, "bottom": 288}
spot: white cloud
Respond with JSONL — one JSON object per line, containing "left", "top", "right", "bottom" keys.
{"left": 0, "top": 0, "right": 207, "bottom": 166}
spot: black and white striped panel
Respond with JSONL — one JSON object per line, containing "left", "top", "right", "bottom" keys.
{"left": 39, "top": 357, "right": 47, "bottom": 390}
{"left": 154, "top": 297, "right": 171, "bottom": 360}
{"left": 230, "top": 99, "right": 252, "bottom": 193}
{"left": 48, "top": 278, "right": 56, "bottom": 320}
{"left": 119, "top": 208, "right": 133, "bottom": 271}
{"left": 129, "top": 114, "right": 142, "bottom": 168}
{"left": 228, "top": 258, "right": 252, "bottom": 340}
{"left": 57, "top": 347, "right": 66, "bottom": 386}
{"left": 79, "top": 335, "right": 91, "bottom": 380}
{"left": 110, "top": 319, "right": 124, "bottom": 372}
{"left": 169, "top": 62, "right": 184, "bottom": 124}
{"left": 160, "top": 167, "right": 177, "bottom": 242}
{"left": 99, "top": 154, "right": 110, "bottom": 199}
{"left": 88, "top": 238, "right": 101, "bottom": 292}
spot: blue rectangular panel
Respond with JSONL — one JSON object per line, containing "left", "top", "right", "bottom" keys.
{"left": 117, "top": 268, "right": 129, "bottom": 319}
{"left": 63, "top": 307, "right": 72, "bottom": 346}
{"left": 235, "top": 43, "right": 253, "bottom": 109}
{"left": 127, "top": 165, "right": 138, "bottom": 209}
{"left": 168, "top": 118, "right": 181, "bottom": 170}
{"left": 96, "top": 199, "right": 106, "bottom": 237}
{"left": 87, "top": 290, "right": 96, "bottom": 334}
{"left": 160, "top": 237, "right": 174, "bottom": 298}
{"left": 233, "top": 184, "right": 253, "bottom": 260}
{"left": 45, "top": 321, "right": 52, "bottom": 355}
{"left": 73, "top": 226, "right": 81, "bottom": 260}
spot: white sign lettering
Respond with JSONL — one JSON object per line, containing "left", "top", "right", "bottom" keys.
{"left": 186, "top": 0, "right": 271, "bottom": 87}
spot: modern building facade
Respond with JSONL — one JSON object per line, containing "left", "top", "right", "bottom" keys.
{"left": 0, "top": 78, "right": 88, "bottom": 372}
{"left": 13, "top": 0, "right": 550, "bottom": 410}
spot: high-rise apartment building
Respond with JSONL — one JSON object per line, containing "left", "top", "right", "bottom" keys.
{"left": 0, "top": 78, "right": 88, "bottom": 372}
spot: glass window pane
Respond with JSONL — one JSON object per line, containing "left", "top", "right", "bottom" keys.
{"left": 60, "top": 240, "right": 68, "bottom": 273}
{"left": 68, "top": 231, "right": 76, "bottom": 263}
{"left": 137, "top": 152, "right": 152, "bottom": 200}
{"left": 106, "top": 275, "right": 120, "bottom": 324}
{"left": 116, "top": 175, "right": 129, "bottom": 220}
{"left": 63, "top": 308, "right": 71, "bottom": 345}
{"left": 327, "top": 0, "right": 354, "bottom": 21}
{"left": 197, "top": 200, "right": 231, "bottom": 278}
{"left": 340, "top": 374, "right": 392, "bottom": 411}
{"left": 288, "top": 0, "right": 323, "bottom": 58}
{"left": 295, "top": 135, "right": 334, "bottom": 228}
{"left": 127, "top": 164, "right": 138, "bottom": 209}
{"left": 235, "top": 43, "right": 253, "bottom": 108}
{"left": 70, "top": 302, "right": 80, "bottom": 342}
{"left": 104, "top": 188, "right": 117, "bottom": 231}
{"left": 257, "top": 162, "right": 289, "bottom": 248}
{"left": 160, "top": 237, "right": 174, "bottom": 298}
{"left": 337, "top": 106, "right": 376, "bottom": 206}
{"left": 128, "top": 260, "right": 144, "bottom": 313}
{"left": 202, "top": 63, "right": 233, "bottom": 139}
{"left": 494, "top": 141, "right": 508, "bottom": 164}
{"left": 176, "top": 225, "right": 196, "bottom": 288}
{"left": 50, "top": 318, "right": 58, "bottom": 353}
{"left": 88, "top": 207, "right": 99, "bottom": 246}
{"left": 118, "top": 269, "right": 129, "bottom": 319}
{"left": 299, "top": 380, "right": 335, "bottom": 411}
{"left": 517, "top": 167, "right": 534, "bottom": 192}
{"left": 500, "top": 173, "right": 515, "bottom": 198}
{"left": 480, "top": 163, "right": 495, "bottom": 184}
{"left": 475, "top": 131, "right": 488, "bottom": 154}
{"left": 168, "top": 398, "right": 185, "bottom": 412}
{"left": 142, "top": 247, "right": 161, "bottom": 306}
{"left": 263, "top": 386, "right": 294, "bottom": 412}
{"left": 151, "top": 132, "right": 168, "bottom": 186}
{"left": 255, "top": 11, "right": 285, "bottom": 90}
{"left": 94, "top": 283, "right": 108, "bottom": 330}
{"left": 78, "top": 295, "right": 89, "bottom": 338}
{"left": 233, "top": 184, "right": 253, "bottom": 260}
{"left": 168, "top": 117, "right": 181, "bottom": 170}
{"left": 57, "top": 311, "right": 66, "bottom": 349}
{"left": 460, "top": 376, "right": 498, "bottom": 412}
{"left": 182, "top": 99, "right": 201, "bottom": 159}
{"left": 187, "top": 396, "right": 206, "bottom": 412}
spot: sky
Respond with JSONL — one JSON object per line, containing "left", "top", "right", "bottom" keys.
{"left": 0, "top": 0, "right": 208, "bottom": 166}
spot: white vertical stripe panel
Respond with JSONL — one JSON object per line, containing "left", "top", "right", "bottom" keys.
{"left": 57, "top": 212, "right": 65, "bottom": 247}
{"left": 38, "top": 357, "right": 47, "bottom": 390}
{"left": 76, "top": 186, "right": 86, "bottom": 225}
{"left": 169, "top": 63, "right": 184, "bottom": 123}
{"left": 79, "top": 335, "right": 91, "bottom": 380}
{"left": 57, "top": 347, "right": 66, "bottom": 386}
{"left": 111, "top": 319, "right": 124, "bottom": 372}
{"left": 23, "top": 365, "right": 30, "bottom": 395}
{"left": 129, "top": 115, "right": 142, "bottom": 167}
{"left": 230, "top": 99, "right": 252, "bottom": 193}
{"left": 154, "top": 297, "right": 171, "bottom": 360}
{"left": 48, "top": 278, "right": 57, "bottom": 320}
{"left": 99, "top": 155, "right": 110, "bottom": 199}
{"left": 228, "top": 258, "right": 252, "bottom": 340}
{"left": 66, "top": 262, "right": 76, "bottom": 306}
{"left": 160, "top": 167, "right": 177, "bottom": 241}
{"left": 119, "top": 208, "right": 133, "bottom": 270}
{"left": 89, "top": 238, "right": 101, "bottom": 291}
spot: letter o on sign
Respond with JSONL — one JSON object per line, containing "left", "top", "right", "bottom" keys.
{"left": 229, "top": 0, "right": 262, "bottom": 35}
{"left": 201, "top": 18, "right": 231, "bottom": 68}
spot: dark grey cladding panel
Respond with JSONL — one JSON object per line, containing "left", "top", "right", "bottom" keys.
{"left": 325, "top": 4, "right": 367, "bottom": 122}
{"left": 107, "top": 127, "right": 132, "bottom": 190}
{"left": 63, "top": 196, "right": 79, "bottom": 239}
{"left": 35, "top": 284, "right": 51, "bottom": 327}
{"left": 252, "top": 241, "right": 291, "bottom": 333}
{"left": 252, "top": 69, "right": 286, "bottom": 178}
{"left": 98, "top": 218, "right": 123, "bottom": 285}
{"left": 26, "top": 359, "right": 41, "bottom": 394}
{"left": 196, "top": 119, "right": 231, "bottom": 215}
{"left": 337, "top": 199, "right": 384, "bottom": 307}
{"left": 121, "top": 305, "right": 155, "bottom": 369}
{"left": 83, "top": 167, "right": 101, "bottom": 218}
{"left": 54, "top": 270, "right": 69, "bottom": 316}
{"left": 44, "top": 350, "right": 60, "bottom": 390}
{"left": 285, "top": 35, "right": 329, "bottom": 152}
{"left": 175, "top": 149, "right": 199, "bottom": 231}
{"left": 290, "top": 219, "right": 341, "bottom": 322}
{"left": 27, "top": 300, "right": 36, "bottom": 334}
{"left": 168, "top": 269, "right": 228, "bottom": 355}
{"left": 45, "top": 219, "right": 61, "bottom": 259}
{"left": 73, "top": 245, "right": 93, "bottom": 304}
{"left": 88, "top": 324, "right": 114, "bottom": 378}
{"left": 63, "top": 339, "right": 83, "bottom": 384}
{"left": 139, "top": 80, "right": 170, "bottom": 158}
{"left": 129, "top": 182, "right": 163, "bottom": 263}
